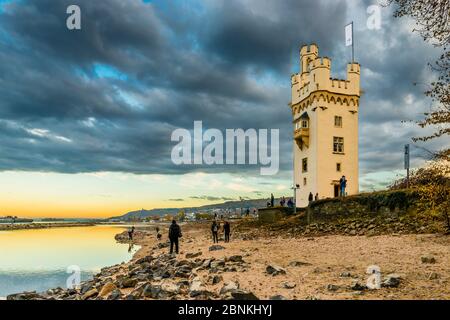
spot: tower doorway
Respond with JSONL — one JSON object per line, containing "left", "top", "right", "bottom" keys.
{"left": 334, "top": 185, "right": 339, "bottom": 197}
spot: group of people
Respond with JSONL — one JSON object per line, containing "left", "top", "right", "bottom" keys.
{"left": 267, "top": 193, "right": 294, "bottom": 208}
{"left": 308, "top": 192, "right": 319, "bottom": 204}
{"left": 211, "top": 220, "right": 231, "bottom": 243}
{"left": 128, "top": 218, "right": 233, "bottom": 255}
{"left": 264, "top": 175, "right": 348, "bottom": 208}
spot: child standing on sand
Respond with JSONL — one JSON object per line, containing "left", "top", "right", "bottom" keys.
{"left": 211, "top": 221, "right": 219, "bottom": 243}
{"left": 156, "top": 226, "right": 162, "bottom": 241}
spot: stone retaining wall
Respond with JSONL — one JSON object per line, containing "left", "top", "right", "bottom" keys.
{"left": 258, "top": 190, "right": 420, "bottom": 224}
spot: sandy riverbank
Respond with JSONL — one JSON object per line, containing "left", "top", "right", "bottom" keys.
{"left": 113, "top": 220, "right": 450, "bottom": 300}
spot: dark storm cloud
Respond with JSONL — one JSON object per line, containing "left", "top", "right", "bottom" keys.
{"left": 0, "top": 0, "right": 446, "bottom": 180}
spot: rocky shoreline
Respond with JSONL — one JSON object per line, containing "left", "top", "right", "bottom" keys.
{"left": 7, "top": 229, "right": 260, "bottom": 300}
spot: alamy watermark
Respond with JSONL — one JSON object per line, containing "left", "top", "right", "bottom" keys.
{"left": 66, "top": 5, "right": 81, "bottom": 30}
{"left": 66, "top": 265, "right": 81, "bottom": 289}
{"left": 367, "top": 4, "right": 382, "bottom": 30}
{"left": 171, "top": 121, "right": 279, "bottom": 176}
{"left": 366, "top": 265, "right": 382, "bottom": 289}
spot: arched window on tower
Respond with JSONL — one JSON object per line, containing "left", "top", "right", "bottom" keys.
{"left": 300, "top": 112, "right": 309, "bottom": 128}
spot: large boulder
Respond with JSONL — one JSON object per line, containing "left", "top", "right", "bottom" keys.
{"left": 210, "top": 259, "right": 226, "bottom": 269}
{"left": 227, "top": 255, "right": 244, "bottom": 263}
{"left": 157, "top": 242, "right": 170, "bottom": 249}
{"left": 161, "top": 281, "right": 180, "bottom": 296}
{"left": 120, "top": 277, "right": 138, "bottom": 288}
{"left": 382, "top": 274, "right": 402, "bottom": 288}
{"left": 81, "top": 288, "right": 98, "bottom": 300}
{"left": 280, "top": 281, "right": 296, "bottom": 289}
{"left": 208, "top": 274, "right": 223, "bottom": 285}
{"left": 7, "top": 291, "right": 44, "bottom": 300}
{"left": 288, "top": 261, "right": 311, "bottom": 267}
{"left": 350, "top": 282, "right": 367, "bottom": 291}
{"left": 421, "top": 255, "right": 436, "bottom": 264}
{"left": 189, "top": 277, "right": 212, "bottom": 297}
{"left": 266, "top": 264, "right": 286, "bottom": 276}
{"left": 80, "top": 282, "right": 94, "bottom": 294}
{"left": 209, "top": 245, "right": 225, "bottom": 251}
{"left": 108, "top": 289, "right": 122, "bottom": 300}
{"left": 224, "top": 289, "right": 259, "bottom": 300}
{"left": 98, "top": 282, "right": 117, "bottom": 298}
{"left": 143, "top": 284, "right": 162, "bottom": 299}
{"left": 270, "top": 295, "right": 286, "bottom": 300}
{"left": 220, "top": 281, "right": 240, "bottom": 295}
{"left": 186, "top": 252, "right": 202, "bottom": 259}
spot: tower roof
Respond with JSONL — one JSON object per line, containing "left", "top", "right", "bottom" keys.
{"left": 300, "top": 112, "right": 309, "bottom": 119}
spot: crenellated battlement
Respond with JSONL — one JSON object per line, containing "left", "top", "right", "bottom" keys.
{"left": 309, "top": 57, "right": 331, "bottom": 70}
{"left": 292, "top": 44, "right": 360, "bottom": 106}
{"left": 300, "top": 43, "right": 318, "bottom": 57}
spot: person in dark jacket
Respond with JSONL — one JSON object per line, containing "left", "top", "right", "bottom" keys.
{"left": 340, "top": 176, "right": 347, "bottom": 197}
{"left": 270, "top": 193, "right": 275, "bottom": 207}
{"left": 287, "top": 198, "right": 294, "bottom": 208}
{"left": 128, "top": 226, "right": 135, "bottom": 241}
{"left": 223, "top": 221, "right": 231, "bottom": 243}
{"left": 211, "top": 221, "right": 219, "bottom": 243}
{"left": 308, "top": 192, "right": 313, "bottom": 204}
{"left": 168, "top": 220, "right": 182, "bottom": 254}
{"left": 155, "top": 226, "right": 162, "bottom": 241}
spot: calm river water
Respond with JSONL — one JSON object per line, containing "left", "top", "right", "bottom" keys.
{"left": 0, "top": 225, "right": 139, "bottom": 297}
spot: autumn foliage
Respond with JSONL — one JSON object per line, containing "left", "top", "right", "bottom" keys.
{"left": 390, "top": 159, "right": 450, "bottom": 231}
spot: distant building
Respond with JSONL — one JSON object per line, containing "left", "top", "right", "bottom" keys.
{"left": 290, "top": 44, "right": 360, "bottom": 207}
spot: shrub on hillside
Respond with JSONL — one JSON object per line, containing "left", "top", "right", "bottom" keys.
{"left": 390, "top": 160, "right": 450, "bottom": 232}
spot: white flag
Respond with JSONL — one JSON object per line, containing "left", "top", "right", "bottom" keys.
{"left": 345, "top": 23, "right": 353, "bottom": 46}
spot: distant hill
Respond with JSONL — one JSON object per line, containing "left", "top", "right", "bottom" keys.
{"left": 110, "top": 198, "right": 282, "bottom": 221}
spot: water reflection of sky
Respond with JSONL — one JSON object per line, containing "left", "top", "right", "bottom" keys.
{"left": 0, "top": 226, "right": 139, "bottom": 297}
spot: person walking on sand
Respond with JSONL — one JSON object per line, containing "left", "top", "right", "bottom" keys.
{"left": 270, "top": 193, "right": 274, "bottom": 207}
{"left": 315, "top": 193, "right": 319, "bottom": 201}
{"left": 211, "top": 220, "right": 219, "bottom": 243}
{"left": 217, "top": 221, "right": 222, "bottom": 240}
{"left": 155, "top": 226, "right": 162, "bottom": 241}
{"left": 128, "top": 226, "right": 135, "bottom": 241}
{"left": 287, "top": 198, "right": 294, "bottom": 208}
{"left": 308, "top": 192, "right": 313, "bottom": 205}
{"left": 224, "top": 221, "right": 231, "bottom": 243}
{"left": 168, "top": 220, "right": 182, "bottom": 254}
{"left": 340, "top": 175, "right": 347, "bottom": 197}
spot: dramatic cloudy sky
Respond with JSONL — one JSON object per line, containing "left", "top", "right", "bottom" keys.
{"left": 0, "top": 0, "right": 447, "bottom": 217}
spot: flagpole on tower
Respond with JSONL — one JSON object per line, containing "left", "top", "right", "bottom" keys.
{"left": 352, "top": 25, "right": 354, "bottom": 62}
{"left": 345, "top": 22, "right": 354, "bottom": 62}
